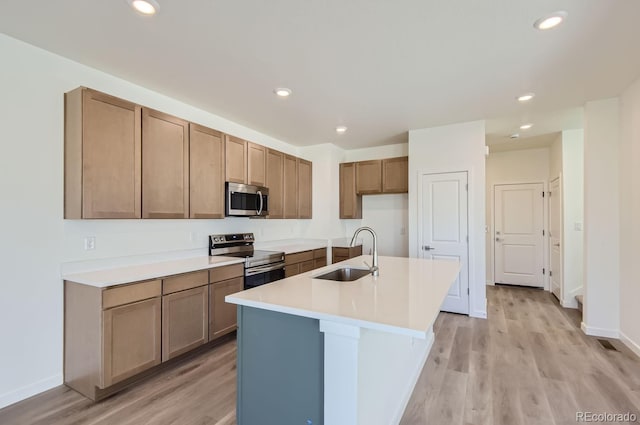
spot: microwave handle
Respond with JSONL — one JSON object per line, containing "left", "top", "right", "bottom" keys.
{"left": 257, "top": 191, "right": 264, "bottom": 215}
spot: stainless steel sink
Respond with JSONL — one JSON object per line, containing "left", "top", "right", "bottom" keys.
{"left": 313, "top": 267, "right": 372, "bottom": 282}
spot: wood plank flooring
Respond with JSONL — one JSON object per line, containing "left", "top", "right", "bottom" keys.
{"left": 1, "top": 285, "right": 639, "bottom": 425}
{"left": 401, "top": 285, "right": 640, "bottom": 425}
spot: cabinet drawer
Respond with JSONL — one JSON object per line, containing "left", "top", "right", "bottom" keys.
{"left": 285, "top": 263, "right": 300, "bottom": 278}
{"left": 332, "top": 255, "right": 348, "bottom": 264}
{"left": 210, "top": 264, "right": 244, "bottom": 283}
{"left": 285, "top": 250, "right": 313, "bottom": 266}
{"left": 313, "top": 258, "right": 327, "bottom": 269}
{"left": 103, "top": 280, "right": 161, "bottom": 309}
{"left": 162, "top": 270, "right": 208, "bottom": 295}
{"left": 300, "top": 260, "right": 314, "bottom": 273}
{"left": 313, "top": 248, "right": 326, "bottom": 259}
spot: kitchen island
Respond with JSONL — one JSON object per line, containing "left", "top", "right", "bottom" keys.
{"left": 226, "top": 255, "right": 461, "bottom": 425}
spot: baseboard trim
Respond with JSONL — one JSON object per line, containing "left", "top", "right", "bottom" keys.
{"left": 562, "top": 299, "right": 579, "bottom": 309}
{"left": 619, "top": 331, "right": 640, "bottom": 359}
{"left": 391, "top": 331, "right": 434, "bottom": 425}
{"left": 0, "top": 374, "right": 62, "bottom": 410}
{"left": 580, "top": 322, "right": 619, "bottom": 338}
{"left": 470, "top": 309, "right": 487, "bottom": 319}
{"left": 485, "top": 280, "right": 495, "bottom": 286}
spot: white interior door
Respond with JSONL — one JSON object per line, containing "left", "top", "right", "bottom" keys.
{"left": 549, "top": 177, "right": 562, "bottom": 299}
{"left": 419, "top": 171, "right": 469, "bottom": 314}
{"left": 494, "top": 183, "right": 544, "bottom": 287}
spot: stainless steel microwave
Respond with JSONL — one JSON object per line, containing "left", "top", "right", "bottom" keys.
{"left": 225, "top": 182, "right": 269, "bottom": 217}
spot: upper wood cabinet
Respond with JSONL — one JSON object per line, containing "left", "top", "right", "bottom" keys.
{"left": 65, "top": 87, "right": 142, "bottom": 219}
{"left": 225, "top": 135, "right": 247, "bottom": 184}
{"left": 297, "top": 158, "right": 312, "bottom": 219}
{"left": 283, "top": 154, "right": 298, "bottom": 218}
{"left": 247, "top": 142, "right": 267, "bottom": 187}
{"left": 266, "top": 149, "right": 284, "bottom": 219}
{"left": 356, "top": 160, "right": 383, "bottom": 194}
{"left": 189, "top": 124, "right": 225, "bottom": 219}
{"left": 340, "top": 162, "right": 362, "bottom": 219}
{"left": 142, "top": 108, "right": 189, "bottom": 219}
{"left": 382, "top": 157, "right": 408, "bottom": 193}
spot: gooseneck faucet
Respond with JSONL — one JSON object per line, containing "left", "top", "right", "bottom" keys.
{"left": 350, "top": 226, "right": 379, "bottom": 277}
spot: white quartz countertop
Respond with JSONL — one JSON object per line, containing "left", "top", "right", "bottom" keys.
{"left": 62, "top": 256, "right": 245, "bottom": 288}
{"left": 226, "top": 255, "right": 460, "bottom": 339}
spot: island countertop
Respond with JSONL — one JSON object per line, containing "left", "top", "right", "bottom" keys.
{"left": 226, "top": 255, "right": 460, "bottom": 339}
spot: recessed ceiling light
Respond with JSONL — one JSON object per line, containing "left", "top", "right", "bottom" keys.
{"left": 127, "top": 0, "right": 159, "bottom": 15}
{"left": 274, "top": 88, "right": 292, "bottom": 97}
{"left": 510, "top": 133, "right": 520, "bottom": 139}
{"left": 336, "top": 126, "right": 348, "bottom": 134}
{"left": 520, "top": 123, "right": 533, "bottom": 130}
{"left": 517, "top": 93, "right": 535, "bottom": 102}
{"left": 534, "top": 11, "right": 568, "bottom": 30}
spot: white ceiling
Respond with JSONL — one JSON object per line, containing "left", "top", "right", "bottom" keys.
{"left": 1, "top": 0, "right": 639, "bottom": 149}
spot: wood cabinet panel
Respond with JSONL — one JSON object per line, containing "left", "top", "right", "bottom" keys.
{"left": 142, "top": 108, "right": 189, "bottom": 219}
{"left": 299, "top": 260, "right": 314, "bottom": 273}
{"left": 297, "top": 158, "right": 312, "bottom": 219}
{"left": 339, "top": 163, "right": 362, "bottom": 219}
{"left": 356, "top": 160, "right": 383, "bottom": 194}
{"left": 65, "top": 87, "right": 142, "bottom": 219}
{"left": 283, "top": 154, "right": 298, "bottom": 218}
{"left": 285, "top": 250, "right": 314, "bottom": 266}
{"left": 102, "top": 297, "right": 161, "bottom": 387}
{"left": 209, "top": 264, "right": 244, "bottom": 283}
{"left": 382, "top": 156, "right": 408, "bottom": 193}
{"left": 189, "top": 124, "right": 225, "bottom": 218}
{"left": 332, "top": 246, "right": 363, "bottom": 264}
{"left": 225, "top": 135, "right": 247, "bottom": 184}
{"left": 313, "top": 258, "right": 327, "bottom": 269}
{"left": 162, "top": 270, "right": 208, "bottom": 295}
{"left": 285, "top": 263, "right": 300, "bottom": 278}
{"left": 247, "top": 142, "right": 267, "bottom": 187}
{"left": 210, "top": 277, "right": 244, "bottom": 340}
{"left": 266, "top": 149, "right": 284, "bottom": 218}
{"left": 162, "top": 286, "right": 208, "bottom": 361}
{"left": 102, "top": 280, "right": 161, "bottom": 309}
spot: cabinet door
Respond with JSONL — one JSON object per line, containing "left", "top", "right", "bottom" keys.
{"left": 285, "top": 263, "right": 301, "bottom": 278}
{"left": 162, "top": 286, "right": 208, "bottom": 361}
{"left": 102, "top": 297, "right": 161, "bottom": 387}
{"left": 225, "top": 135, "right": 247, "bottom": 184}
{"left": 266, "top": 149, "right": 284, "bottom": 218}
{"left": 356, "top": 160, "right": 382, "bottom": 194}
{"left": 247, "top": 142, "right": 267, "bottom": 187}
{"left": 339, "top": 163, "right": 362, "bottom": 219}
{"left": 297, "top": 158, "right": 312, "bottom": 219}
{"left": 189, "top": 124, "right": 225, "bottom": 218}
{"left": 283, "top": 154, "right": 298, "bottom": 218}
{"left": 66, "top": 88, "right": 142, "bottom": 219}
{"left": 142, "top": 108, "right": 189, "bottom": 218}
{"left": 210, "top": 277, "right": 244, "bottom": 340}
{"left": 382, "top": 156, "right": 408, "bottom": 193}
{"left": 300, "top": 260, "right": 314, "bottom": 273}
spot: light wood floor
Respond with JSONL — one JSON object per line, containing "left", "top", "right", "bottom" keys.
{"left": 1, "top": 285, "right": 639, "bottom": 425}
{"left": 401, "top": 285, "right": 640, "bottom": 425}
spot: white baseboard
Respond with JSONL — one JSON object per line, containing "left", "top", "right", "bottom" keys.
{"left": 581, "top": 322, "right": 619, "bottom": 339}
{"left": 0, "top": 374, "right": 62, "bottom": 410}
{"left": 562, "top": 299, "right": 579, "bottom": 309}
{"left": 485, "top": 280, "right": 495, "bottom": 286}
{"left": 391, "top": 331, "right": 434, "bottom": 425}
{"left": 619, "top": 331, "right": 640, "bottom": 359}
{"left": 562, "top": 286, "right": 582, "bottom": 309}
{"left": 470, "top": 309, "right": 487, "bottom": 319}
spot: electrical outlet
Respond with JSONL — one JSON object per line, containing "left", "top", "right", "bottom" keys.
{"left": 84, "top": 236, "right": 96, "bottom": 251}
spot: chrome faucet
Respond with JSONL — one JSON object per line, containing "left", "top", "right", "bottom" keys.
{"left": 350, "top": 226, "right": 379, "bottom": 277}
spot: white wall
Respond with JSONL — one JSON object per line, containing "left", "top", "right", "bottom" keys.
{"left": 582, "top": 98, "right": 620, "bottom": 337}
{"left": 485, "top": 148, "right": 550, "bottom": 285}
{"left": 619, "top": 75, "right": 640, "bottom": 355}
{"left": 408, "top": 121, "right": 486, "bottom": 318}
{"left": 343, "top": 143, "right": 410, "bottom": 257}
{"left": 560, "top": 129, "right": 584, "bottom": 307}
{"left": 549, "top": 133, "right": 563, "bottom": 180}
{"left": 0, "top": 34, "right": 351, "bottom": 408}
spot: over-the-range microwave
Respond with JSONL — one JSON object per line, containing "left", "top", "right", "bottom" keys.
{"left": 225, "top": 182, "right": 269, "bottom": 217}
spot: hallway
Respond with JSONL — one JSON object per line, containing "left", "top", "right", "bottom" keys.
{"left": 401, "top": 285, "right": 640, "bottom": 424}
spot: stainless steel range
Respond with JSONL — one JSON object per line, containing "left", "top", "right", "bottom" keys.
{"left": 209, "top": 233, "right": 285, "bottom": 290}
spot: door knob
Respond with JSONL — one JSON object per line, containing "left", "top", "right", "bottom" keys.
{"left": 422, "top": 245, "right": 435, "bottom": 251}
{"left": 554, "top": 243, "right": 560, "bottom": 247}
{"left": 496, "top": 237, "right": 502, "bottom": 242}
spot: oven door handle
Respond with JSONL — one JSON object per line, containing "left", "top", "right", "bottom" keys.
{"left": 245, "top": 262, "right": 285, "bottom": 276}
{"left": 256, "top": 191, "right": 264, "bottom": 215}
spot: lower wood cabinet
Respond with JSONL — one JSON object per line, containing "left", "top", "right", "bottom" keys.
{"left": 285, "top": 248, "right": 327, "bottom": 278}
{"left": 210, "top": 276, "right": 244, "bottom": 340}
{"left": 102, "top": 297, "right": 161, "bottom": 387}
{"left": 332, "top": 245, "right": 363, "bottom": 264}
{"left": 162, "top": 286, "right": 208, "bottom": 361}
